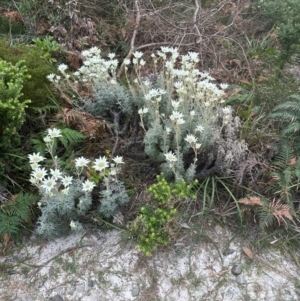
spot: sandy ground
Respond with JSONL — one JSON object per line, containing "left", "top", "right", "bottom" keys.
{"left": 0, "top": 225, "right": 300, "bottom": 301}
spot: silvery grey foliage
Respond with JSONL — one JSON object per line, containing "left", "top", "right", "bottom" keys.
{"left": 99, "top": 178, "right": 129, "bottom": 218}
{"left": 36, "top": 179, "right": 92, "bottom": 238}
{"left": 83, "top": 81, "right": 133, "bottom": 118}
{"left": 128, "top": 47, "right": 248, "bottom": 181}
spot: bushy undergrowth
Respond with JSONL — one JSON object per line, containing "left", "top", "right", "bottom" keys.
{"left": 129, "top": 174, "right": 198, "bottom": 256}
{"left": 2, "top": 0, "right": 300, "bottom": 255}
{"left": 29, "top": 128, "right": 129, "bottom": 238}
{"left": 0, "top": 38, "right": 57, "bottom": 113}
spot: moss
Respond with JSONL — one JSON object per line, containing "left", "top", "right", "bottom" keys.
{"left": 0, "top": 38, "right": 57, "bottom": 114}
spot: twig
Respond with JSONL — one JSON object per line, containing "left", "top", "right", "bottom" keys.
{"left": 117, "top": 0, "right": 141, "bottom": 78}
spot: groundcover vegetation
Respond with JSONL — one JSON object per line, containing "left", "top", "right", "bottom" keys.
{"left": 1, "top": 0, "right": 300, "bottom": 258}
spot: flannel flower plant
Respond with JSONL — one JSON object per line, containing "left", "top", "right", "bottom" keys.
{"left": 46, "top": 46, "right": 243, "bottom": 183}
{"left": 29, "top": 128, "right": 128, "bottom": 238}
{"left": 47, "top": 47, "right": 119, "bottom": 102}
{"left": 126, "top": 47, "right": 233, "bottom": 182}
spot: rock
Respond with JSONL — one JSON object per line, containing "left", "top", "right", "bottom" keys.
{"left": 49, "top": 295, "right": 64, "bottom": 301}
{"left": 236, "top": 274, "right": 247, "bottom": 285}
{"left": 231, "top": 264, "right": 242, "bottom": 275}
{"left": 131, "top": 284, "right": 140, "bottom": 297}
{"left": 88, "top": 279, "right": 95, "bottom": 287}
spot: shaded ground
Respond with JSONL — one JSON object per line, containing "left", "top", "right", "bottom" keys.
{"left": 1, "top": 224, "right": 300, "bottom": 301}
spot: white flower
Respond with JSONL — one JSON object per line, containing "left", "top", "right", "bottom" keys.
{"left": 138, "top": 107, "right": 149, "bottom": 115}
{"left": 47, "top": 73, "right": 55, "bottom": 82}
{"left": 170, "top": 111, "right": 184, "bottom": 121}
{"left": 164, "top": 151, "right": 177, "bottom": 162}
{"left": 166, "top": 127, "right": 171, "bottom": 134}
{"left": 161, "top": 46, "right": 172, "bottom": 53}
{"left": 30, "top": 163, "right": 39, "bottom": 170}
{"left": 124, "top": 58, "right": 131, "bottom": 65}
{"left": 110, "top": 168, "right": 117, "bottom": 176}
{"left": 58, "top": 63, "right": 68, "bottom": 73}
{"left": 113, "top": 156, "right": 124, "bottom": 164}
{"left": 47, "top": 128, "right": 62, "bottom": 138}
{"left": 62, "top": 187, "right": 69, "bottom": 195}
{"left": 75, "top": 157, "right": 90, "bottom": 168}
{"left": 190, "top": 110, "right": 196, "bottom": 117}
{"left": 220, "top": 83, "right": 229, "bottom": 90}
{"left": 43, "top": 136, "right": 51, "bottom": 143}
{"left": 185, "top": 134, "right": 197, "bottom": 144}
{"left": 94, "top": 156, "right": 109, "bottom": 171}
{"left": 28, "top": 152, "right": 45, "bottom": 164}
{"left": 50, "top": 168, "right": 63, "bottom": 180}
{"left": 196, "top": 125, "right": 204, "bottom": 133}
{"left": 82, "top": 179, "right": 96, "bottom": 192}
{"left": 171, "top": 100, "right": 180, "bottom": 109}
{"left": 133, "top": 51, "right": 143, "bottom": 59}
{"left": 70, "top": 220, "right": 76, "bottom": 228}
{"left": 174, "top": 81, "right": 183, "bottom": 89}
{"left": 30, "top": 177, "right": 38, "bottom": 185}
{"left": 140, "top": 59, "right": 146, "bottom": 66}
{"left": 108, "top": 53, "right": 115, "bottom": 59}
{"left": 222, "top": 106, "right": 232, "bottom": 115}
{"left": 90, "top": 47, "right": 101, "bottom": 55}
{"left": 188, "top": 52, "right": 199, "bottom": 62}
{"left": 41, "top": 177, "right": 56, "bottom": 192}
{"left": 31, "top": 167, "right": 47, "bottom": 181}
{"left": 176, "top": 118, "right": 185, "bottom": 125}
{"left": 62, "top": 176, "right": 73, "bottom": 187}
{"left": 196, "top": 143, "right": 202, "bottom": 149}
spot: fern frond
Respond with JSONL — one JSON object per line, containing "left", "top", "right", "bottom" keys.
{"left": 58, "top": 127, "right": 86, "bottom": 149}
{"left": 238, "top": 196, "right": 263, "bottom": 206}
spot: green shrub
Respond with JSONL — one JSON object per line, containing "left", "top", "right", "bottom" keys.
{"left": 0, "top": 59, "right": 31, "bottom": 187}
{"left": 129, "top": 174, "right": 198, "bottom": 256}
{"left": 0, "top": 38, "right": 57, "bottom": 113}
{"left": 260, "top": 0, "right": 300, "bottom": 67}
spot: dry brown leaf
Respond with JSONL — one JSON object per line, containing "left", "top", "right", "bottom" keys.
{"left": 2, "top": 233, "right": 10, "bottom": 255}
{"left": 239, "top": 79, "right": 251, "bottom": 85}
{"left": 242, "top": 247, "right": 253, "bottom": 259}
{"left": 10, "top": 194, "right": 18, "bottom": 202}
{"left": 289, "top": 157, "right": 297, "bottom": 165}
{"left": 238, "top": 196, "right": 263, "bottom": 206}
{"left": 256, "top": 76, "right": 268, "bottom": 83}
{"left": 180, "top": 223, "right": 191, "bottom": 229}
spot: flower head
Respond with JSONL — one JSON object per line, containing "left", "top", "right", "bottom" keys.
{"left": 41, "top": 177, "right": 56, "bottom": 192}
{"left": 50, "top": 168, "right": 63, "bottom": 180}
{"left": 82, "top": 179, "right": 96, "bottom": 192}
{"left": 220, "top": 83, "right": 229, "bottom": 90}
{"left": 222, "top": 106, "right": 232, "bottom": 115}
{"left": 47, "top": 128, "right": 62, "bottom": 139}
{"left": 31, "top": 167, "right": 47, "bottom": 181}
{"left": 171, "top": 100, "right": 180, "bottom": 109}
{"left": 164, "top": 151, "right": 177, "bottom": 162}
{"left": 75, "top": 157, "right": 90, "bottom": 168}
{"left": 94, "top": 156, "right": 109, "bottom": 171}
{"left": 108, "top": 53, "right": 115, "bottom": 59}
{"left": 195, "top": 125, "right": 204, "bottom": 133}
{"left": 62, "top": 176, "right": 73, "bottom": 187}
{"left": 124, "top": 58, "right": 131, "bottom": 65}
{"left": 28, "top": 152, "right": 45, "bottom": 164}
{"left": 185, "top": 134, "right": 197, "bottom": 144}
{"left": 133, "top": 51, "right": 143, "bottom": 59}
{"left": 113, "top": 156, "right": 124, "bottom": 165}
{"left": 58, "top": 63, "right": 68, "bottom": 73}
{"left": 47, "top": 73, "right": 56, "bottom": 82}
